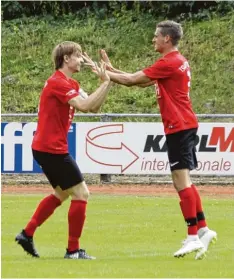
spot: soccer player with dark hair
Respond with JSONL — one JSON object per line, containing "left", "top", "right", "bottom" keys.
{"left": 87, "top": 20, "right": 217, "bottom": 259}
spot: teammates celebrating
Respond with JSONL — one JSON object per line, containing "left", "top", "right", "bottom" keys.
{"left": 16, "top": 20, "right": 217, "bottom": 260}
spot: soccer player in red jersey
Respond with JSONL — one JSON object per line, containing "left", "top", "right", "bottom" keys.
{"left": 95, "top": 20, "right": 217, "bottom": 259}
{"left": 15, "top": 41, "right": 112, "bottom": 259}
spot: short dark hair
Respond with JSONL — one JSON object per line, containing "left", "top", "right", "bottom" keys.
{"left": 157, "top": 20, "right": 183, "bottom": 46}
{"left": 52, "top": 41, "right": 82, "bottom": 70}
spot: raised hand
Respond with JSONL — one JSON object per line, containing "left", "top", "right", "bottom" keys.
{"left": 82, "top": 52, "right": 96, "bottom": 70}
{"left": 100, "top": 49, "right": 114, "bottom": 71}
{"left": 93, "top": 60, "right": 110, "bottom": 82}
{"left": 82, "top": 52, "right": 110, "bottom": 82}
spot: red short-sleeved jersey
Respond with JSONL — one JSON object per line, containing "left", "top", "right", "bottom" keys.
{"left": 143, "top": 51, "right": 198, "bottom": 135}
{"left": 32, "top": 70, "right": 79, "bottom": 153}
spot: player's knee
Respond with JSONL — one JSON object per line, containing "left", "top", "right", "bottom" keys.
{"left": 67, "top": 181, "right": 90, "bottom": 201}
{"left": 72, "top": 189, "right": 90, "bottom": 201}
{"left": 172, "top": 169, "right": 191, "bottom": 191}
{"left": 172, "top": 170, "right": 180, "bottom": 183}
{"left": 81, "top": 187, "right": 90, "bottom": 200}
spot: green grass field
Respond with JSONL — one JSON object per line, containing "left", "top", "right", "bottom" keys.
{"left": 2, "top": 194, "right": 234, "bottom": 278}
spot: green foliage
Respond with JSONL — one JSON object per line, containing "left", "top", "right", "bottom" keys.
{"left": 2, "top": 1, "right": 234, "bottom": 21}
{"left": 1, "top": 1, "right": 74, "bottom": 19}
{"left": 1, "top": 11, "right": 234, "bottom": 114}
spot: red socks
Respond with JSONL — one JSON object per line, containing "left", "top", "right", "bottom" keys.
{"left": 25, "top": 194, "right": 61, "bottom": 237}
{"left": 191, "top": 184, "right": 207, "bottom": 229}
{"left": 68, "top": 200, "right": 87, "bottom": 252}
{"left": 24, "top": 195, "right": 87, "bottom": 252}
{"left": 178, "top": 187, "right": 197, "bottom": 235}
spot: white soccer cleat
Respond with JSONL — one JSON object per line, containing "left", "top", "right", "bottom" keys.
{"left": 195, "top": 228, "right": 217, "bottom": 260}
{"left": 174, "top": 236, "right": 205, "bottom": 258}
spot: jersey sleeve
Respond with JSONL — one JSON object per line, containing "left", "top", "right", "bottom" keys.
{"left": 143, "top": 58, "right": 175, "bottom": 80}
{"left": 51, "top": 78, "right": 80, "bottom": 104}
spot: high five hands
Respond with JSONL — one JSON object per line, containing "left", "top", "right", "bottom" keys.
{"left": 82, "top": 52, "right": 110, "bottom": 82}
{"left": 82, "top": 48, "right": 116, "bottom": 73}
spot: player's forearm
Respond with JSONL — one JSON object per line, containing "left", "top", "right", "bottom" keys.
{"left": 88, "top": 81, "right": 112, "bottom": 113}
{"left": 107, "top": 71, "right": 135, "bottom": 86}
{"left": 111, "top": 68, "right": 127, "bottom": 74}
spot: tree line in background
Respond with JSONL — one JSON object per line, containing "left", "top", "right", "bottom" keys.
{"left": 2, "top": 1, "right": 234, "bottom": 21}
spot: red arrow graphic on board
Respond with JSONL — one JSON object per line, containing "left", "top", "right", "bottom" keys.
{"left": 86, "top": 124, "right": 139, "bottom": 173}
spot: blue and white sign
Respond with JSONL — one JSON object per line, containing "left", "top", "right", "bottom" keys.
{"left": 1, "top": 122, "right": 234, "bottom": 175}
{"left": 1, "top": 122, "right": 76, "bottom": 173}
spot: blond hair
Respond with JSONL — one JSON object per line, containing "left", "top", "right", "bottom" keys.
{"left": 52, "top": 41, "right": 82, "bottom": 70}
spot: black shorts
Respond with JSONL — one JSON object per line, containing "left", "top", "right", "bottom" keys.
{"left": 32, "top": 149, "right": 84, "bottom": 190}
{"left": 166, "top": 128, "right": 198, "bottom": 172}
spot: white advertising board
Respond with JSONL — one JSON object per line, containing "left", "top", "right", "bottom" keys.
{"left": 76, "top": 122, "right": 234, "bottom": 175}
{"left": 1, "top": 122, "right": 233, "bottom": 175}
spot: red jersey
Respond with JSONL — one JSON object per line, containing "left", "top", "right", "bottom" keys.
{"left": 143, "top": 51, "right": 198, "bottom": 135}
{"left": 32, "top": 70, "right": 79, "bottom": 153}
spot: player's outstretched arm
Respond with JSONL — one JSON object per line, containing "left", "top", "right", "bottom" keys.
{"left": 100, "top": 50, "right": 156, "bottom": 87}
{"left": 83, "top": 51, "right": 153, "bottom": 88}
{"left": 68, "top": 61, "right": 112, "bottom": 113}
{"left": 100, "top": 49, "right": 156, "bottom": 90}
{"left": 105, "top": 70, "right": 151, "bottom": 87}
